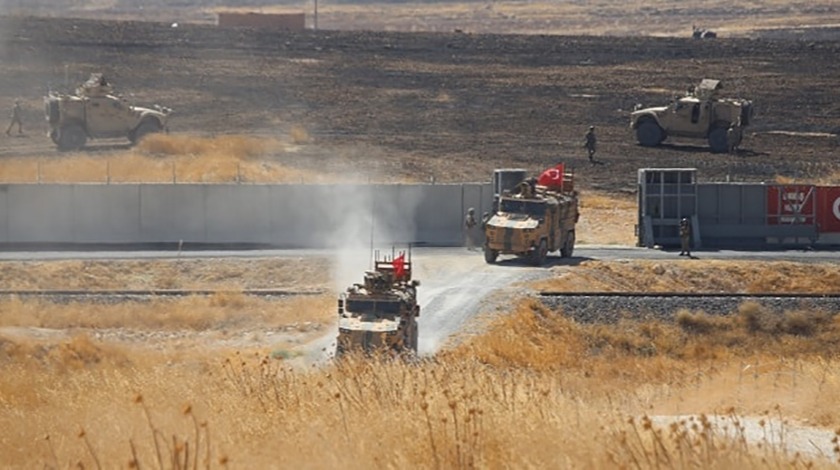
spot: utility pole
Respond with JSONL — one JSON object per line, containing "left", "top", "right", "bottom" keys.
{"left": 313, "top": 0, "right": 318, "bottom": 30}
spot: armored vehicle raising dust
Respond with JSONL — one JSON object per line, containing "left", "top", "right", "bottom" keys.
{"left": 44, "top": 73, "right": 172, "bottom": 151}
{"left": 484, "top": 165, "right": 580, "bottom": 266}
{"left": 630, "top": 79, "right": 753, "bottom": 153}
{"left": 335, "top": 250, "right": 420, "bottom": 358}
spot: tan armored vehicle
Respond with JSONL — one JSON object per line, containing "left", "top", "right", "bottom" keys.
{"left": 484, "top": 169, "right": 580, "bottom": 266}
{"left": 44, "top": 73, "right": 172, "bottom": 151}
{"left": 335, "top": 250, "right": 420, "bottom": 358}
{"left": 630, "top": 79, "right": 753, "bottom": 153}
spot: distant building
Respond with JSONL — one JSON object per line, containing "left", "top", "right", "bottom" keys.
{"left": 217, "top": 12, "right": 305, "bottom": 32}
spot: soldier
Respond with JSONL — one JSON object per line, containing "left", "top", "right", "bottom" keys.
{"left": 727, "top": 121, "right": 742, "bottom": 154}
{"left": 464, "top": 207, "right": 478, "bottom": 250}
{"left": 679, "top": 217, "right": 692, "bottom": 257}
{"left": 6, "top": 100, "right": 23, "bottom": 136}
{"left": 583, "top": 125, "right": 596, "bottom": 162}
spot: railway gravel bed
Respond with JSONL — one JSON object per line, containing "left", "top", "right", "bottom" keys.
{"left": 538, "top": 293, "right": 840, "bottom": 323}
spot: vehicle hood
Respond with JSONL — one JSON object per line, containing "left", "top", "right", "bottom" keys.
{"left": 631, "top": 106, "right": 668, "bottom": 118}
{"left": 338, "top": 316, "right": 400, "bottom": 332}
{"left": 488, "top": 215, "right": 540, "bottom": 230}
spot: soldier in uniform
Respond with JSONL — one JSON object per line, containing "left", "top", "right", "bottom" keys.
{"left": 6, "top": 100, "right": 23, "bottom": 136}
{"left": 583, "top": 126, "right": 596, "bottom": 162}
{"left": 727, "top": 121, "right": 742, "bottom": 154}
{"left": 679, "top": 217, "right": 692, "bottom": 257}
{"left": 464, "top": 207, "right": 478, "bottom": 250}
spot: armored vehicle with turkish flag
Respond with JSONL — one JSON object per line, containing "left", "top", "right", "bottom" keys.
{"left": 484, "top": 164, "right": 580, "bottom": 266}
{"left": 335, "top": 249, "right": 420, "bottom": 358}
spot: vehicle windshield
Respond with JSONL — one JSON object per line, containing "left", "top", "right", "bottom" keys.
{"left": 499, "top": 199, "right": 546, "bottom": 217}
{"left": 346, "top": 298, "right": 402, "bottom": 315}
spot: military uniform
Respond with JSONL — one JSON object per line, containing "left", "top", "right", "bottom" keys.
{"left": 583, "top": 126, "right": 596, "bottom": 162}
{"left": 464, "top": 208, "right": 477, "bottom": 250}
{"left": 6, "top": 101, "right": 22, "bottom": 135}
{"left": 679, "top": 218, "right": 692, "bottom": 256}
{"left": 727, "top": 124, "right": 741, "bottom": 154}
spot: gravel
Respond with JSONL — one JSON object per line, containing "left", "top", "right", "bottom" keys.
{"left": 539, "top": 295, "right": 840, "bottom": 323}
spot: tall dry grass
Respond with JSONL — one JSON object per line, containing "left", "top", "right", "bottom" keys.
{"left": 0, "top": 294, "right": 334, "bottom": 332}
{"left": 539, "top": 259, "right": 840, "bottom": 293}
{"left": 0, "top": 133, "right": 330, "bottom": 183}
{"left": 1, "top": 298, "right": 839, "bottom": 467}
{"left": 0, "top": 257, "right": 331, "bottom": 291}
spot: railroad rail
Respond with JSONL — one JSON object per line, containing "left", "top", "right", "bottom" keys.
{"left": 539, "top": 292, "right": 840, "bottom": 298}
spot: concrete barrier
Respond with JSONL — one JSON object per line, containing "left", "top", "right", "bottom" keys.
{"left": 0, "top": 183, "right": 492, "bottom": 247}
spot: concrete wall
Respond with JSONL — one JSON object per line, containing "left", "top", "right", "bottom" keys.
{"left": 0, "top": 183, "right": 492, "bottom": 247}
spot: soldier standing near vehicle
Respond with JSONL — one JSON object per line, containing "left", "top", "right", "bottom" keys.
{"left": 679, "top": 218, "right": 692, "bottom": 257}
{"left": 6, "top": 100, "right": 23, "bottom": 136}
{"left": 464, "top": 207, "right": 478, "bottom": 250}
{"left": 727, "top": 120, "right": 742, "bottom": 154}
{"left": 583, "top": 126, "right": 596, "bottom": 162}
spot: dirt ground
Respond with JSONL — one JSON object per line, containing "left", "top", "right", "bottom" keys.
{"left": 1, "top": 12, "right": 839, "bottom": 191}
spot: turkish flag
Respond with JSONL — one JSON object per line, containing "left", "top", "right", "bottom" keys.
{"left": 393, "top": 253, "right": 406, "bottom": 279}
{"left": 537, "top": 163, "right": 565, "bottom": 190}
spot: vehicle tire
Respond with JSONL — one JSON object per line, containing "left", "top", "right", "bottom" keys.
{"left": 411, "top": 324, "right": 419, "bottom": 353}
{"left": 49, "top": 129, "right": 59, "bottom": 145}
{"left": 560, "top": 230, "right": 576, "bottom": 258}
{"left": 532, "top": 240, "right": 548, "bottom": 266}
{"left": 484, "top": 247, "right": 498, "bottom": 264}
{"left": 708, "top": 126, "right": 728, "bottom": 153}
{"left": 131, "top": 119, "right": 161, "bottom": 144}
{"left": 636, "top": 120, "right": 664, "bottom": 147}
{"left": 57, "top": 124, "right": 87, "bottom": 151}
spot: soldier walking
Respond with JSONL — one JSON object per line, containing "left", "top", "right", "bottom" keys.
{"left": 464, "top": 207, "right": 478, "bottom": 250}
{"left": 583, "top": 125, "right": 597, "bottom": 162}
{"left": 679, "top": 217, "right": 692, "bottom": 257}
{"left": 6, "top": 100, "right": 23, "bottom": 136}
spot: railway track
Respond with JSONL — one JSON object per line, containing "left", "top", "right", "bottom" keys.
{"left": 537, "top": 292, "right": 840, "bottom": 323}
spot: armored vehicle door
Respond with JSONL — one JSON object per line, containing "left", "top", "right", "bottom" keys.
{"left": 662, "top": 97, "right": 706, "bottom": 135}
{"left": 85, "top": 95, "right": 133, "bottom": 137}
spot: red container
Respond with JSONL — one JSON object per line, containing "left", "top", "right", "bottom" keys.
{"left": 816, "top": 186, "right": 840, "bottom": 233}
{"left": 767, "top": 185, "right": 816, "bottom": 225}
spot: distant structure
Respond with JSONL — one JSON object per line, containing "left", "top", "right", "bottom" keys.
{"left": 692, "top": 24, "right": 717, "bottom": 39}
{"left": 217, "top": 12, "right": 305, "bottom": 32}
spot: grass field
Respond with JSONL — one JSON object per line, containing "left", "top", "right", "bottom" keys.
{"left": 1, "top": 299, "right": 839, "bottom": 468}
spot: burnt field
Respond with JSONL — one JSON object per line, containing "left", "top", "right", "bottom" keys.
{"left": 1, "top": 15, "right": 839, "bottom": 191}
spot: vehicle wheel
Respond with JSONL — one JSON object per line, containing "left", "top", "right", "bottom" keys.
{"left": 708, "top": 126, "right": 728, "bottom": 153}
{"left": 411, "top": 324, "right": 419, "bottom": 353}
{"left": 49, "top": 129, "right": 59, "bottom": 144}
{"left": 532, "top": 240, "right": 548, "bottom": 266}
{"left": 131, "top": 119, "right": 161, "bottom": 144}
{"left": 484, "top": 247, "right": 498, "bottom": 264}
{"left": 560, "top": 231, "right": 576, "bottom": 258}
{"left": 57, "top": 124, "right": 87, "bottom": 151}
{"left": 636, "top": 120, "right": 664, "bottom": 147}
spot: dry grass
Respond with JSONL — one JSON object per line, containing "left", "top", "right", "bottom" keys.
{"left": 0, "top": 133, "right": 334, "bottom": 183}
{"left": 577, "top": 190, "right": 637, "bottom": 245}
{"left": 1, "top": 299, "right": 839, "bottom": 467}
{"left": 0, "top": 257, "right": 331, "bottom": 291}
{"left": 538, "top": 259, "right": 840, "bottom": 293}
{"left": 0, "top": 294, "right": 334, "bottom": 332}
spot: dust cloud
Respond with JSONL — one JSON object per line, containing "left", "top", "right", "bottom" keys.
{"left": 320, "top": 181, "right": 423, "bottom": 293}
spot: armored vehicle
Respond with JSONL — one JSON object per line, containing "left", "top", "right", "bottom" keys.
{"left": 484, "top": 166, "right": 580, "bottom": 266}
{"left": 44, "top": 73, "right": 172, "bottom": 151}
{"left": 630, "top": 79, "right": 753, "bottom": 153}
{"left": 335, "top": 250, "right": 420, "bottom": 358}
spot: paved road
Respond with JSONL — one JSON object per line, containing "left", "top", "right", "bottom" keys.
{"left": 1, "top": 245, "right": 838, "bottom": 262}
